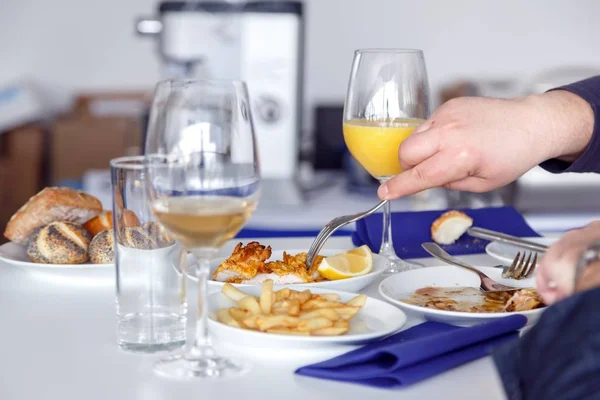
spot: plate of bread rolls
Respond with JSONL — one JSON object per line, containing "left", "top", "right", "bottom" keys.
{"left": 0, "top": 187, "right": 115, "bottom": 269}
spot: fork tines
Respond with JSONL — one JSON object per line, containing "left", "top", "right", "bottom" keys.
{"left": 503, "top": 251, "right": 538, "bottom": 280}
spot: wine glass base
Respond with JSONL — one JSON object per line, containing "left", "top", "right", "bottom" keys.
{"left": 381, "top": 255, "right": 423, "bottom": 275}
{"left": 154, "top": 353, "right": 250, "bottom": 380}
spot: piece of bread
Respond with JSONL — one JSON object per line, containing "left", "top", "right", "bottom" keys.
{"left": 89, "top": 229, "right": 114, "bottom": 264}
{"left": 143, "top": 221, "right": 174, "bottom": 248}
{"left": 83, "top": 211, "right": 113, "bottom": 236}
{"left": 120, "top": 209, "right": 141, "bottom": 228}
{"left": 431, "top": 210, "right": 474, "bottom": 245}
{"left": 4, "top": 187, "right": 103, "bottom": 245}
{"left": 26, "top": 222, "right": 92, "bottom": 264}
{"left": 118, "top": 227, "right": 155, "bottom": 249}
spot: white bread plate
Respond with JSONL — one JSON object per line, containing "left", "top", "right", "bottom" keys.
{"left": 0, "top": 241, "right": 113, "bottom": 270}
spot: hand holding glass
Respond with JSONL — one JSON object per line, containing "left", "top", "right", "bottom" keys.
{"left": 343, "top": 49, "right": 430, "bottom": 273}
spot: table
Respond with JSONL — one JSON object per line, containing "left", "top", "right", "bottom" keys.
{"left": 0, "top": 237, "right": 508, "bottom": 400}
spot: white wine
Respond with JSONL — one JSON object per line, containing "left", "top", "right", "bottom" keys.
{"left": 152, "top": 195, "right": 256, "bottom": 250}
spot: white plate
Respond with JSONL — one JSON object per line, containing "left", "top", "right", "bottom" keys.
{"left": 379, "top": 266, "right": 545, "bottom": 326}
{"left": 0, "top": 242, "right": 114, "bottom": 286}
{"left": 208, "top": 286, "right": 407, "bottom": 348}
{"left": 0, "top": 242, "right": 113, "bottom": 270}
{"left": 486, "top": 237, "right": 557, "bottom": 264}
{"left": 189, "top": 249, "right": 386, "bottom": 293}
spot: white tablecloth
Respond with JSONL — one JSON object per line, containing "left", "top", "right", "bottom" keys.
{"left": 0, "top": 237, "right": 508, "bottom": 400}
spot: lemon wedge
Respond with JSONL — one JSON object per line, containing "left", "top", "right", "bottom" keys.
{"left": 318, "top": 245, "right": 373, "bottom": 280}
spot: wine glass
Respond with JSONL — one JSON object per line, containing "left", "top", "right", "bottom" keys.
{"left": 343, "top": 49, "right": 430, "bottom": 274}
{"left": 144, "top": 79, "right": 260, "bottom": 379}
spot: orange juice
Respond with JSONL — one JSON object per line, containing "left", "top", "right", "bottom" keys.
{"left": 343, "top": 118, "right": 424, "bottom": 179}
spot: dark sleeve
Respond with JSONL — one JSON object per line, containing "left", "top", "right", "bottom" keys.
{"left": 540, "top": 76, "right": 600, "bottom": 174}
{"left": 492, "top": 288, "right": 600, "bottom": 400}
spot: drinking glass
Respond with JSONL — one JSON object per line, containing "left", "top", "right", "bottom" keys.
{"left": 144, "top": 79, "right": 260, "bottom": 379}
{"left": 112, "top": 156, "right": 187, "bottom": 353}
{"left": 343, "top": 49, "right": 430, "bottom": 273}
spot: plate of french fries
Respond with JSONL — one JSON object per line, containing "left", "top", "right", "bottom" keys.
{"left": 208, "top": 280, "right": 407, "bottom": 347}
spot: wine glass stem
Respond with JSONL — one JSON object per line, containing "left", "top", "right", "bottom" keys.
{"left": 191, "top": 255, "right": 214, "bottom": 357}
{"left": 379, "top": 200, "right": 396, "bottom": 257}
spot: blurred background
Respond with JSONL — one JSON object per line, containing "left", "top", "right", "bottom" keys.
{"left": 2, "top": 0, "right": 600, "bottom": 239}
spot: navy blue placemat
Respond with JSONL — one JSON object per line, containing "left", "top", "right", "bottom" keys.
{"left": 352, "top": 206, "right": 539, "bottom": 259}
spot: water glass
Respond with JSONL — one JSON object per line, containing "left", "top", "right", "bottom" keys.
{"left": 111, "top": 156, "right": 187, "bottom": 353}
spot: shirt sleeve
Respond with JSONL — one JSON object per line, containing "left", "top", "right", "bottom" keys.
{"left": 492, "top": 288, "right": 600, "bottom": 399}
{"left": 539, "top": 76, "right": 600, "bottom": 173}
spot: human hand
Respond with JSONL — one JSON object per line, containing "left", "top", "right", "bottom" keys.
{"left": 378, "top": 91, "right": 594, "bottom": 200}
{"left": 536, "top": 221, "right": 600, "bottom": 304}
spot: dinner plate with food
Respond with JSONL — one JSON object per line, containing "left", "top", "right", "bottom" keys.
{"left": 0, "top": 187, "right": 117, "bottom": 270}
{"left": 379, "top": 265, "right": 546, "bottom": 326}
{"left": 185, "top": 241, "right": 386, "bottom": 293}
{"left": 208, "top": 280, "right": 407, "bottom": 348}
{"left": 486, "top": 237, "right": 557, "bottom": 264}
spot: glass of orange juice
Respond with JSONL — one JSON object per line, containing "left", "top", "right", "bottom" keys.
{"left": 343, "top": 49, "right": 430, "bottom": 273}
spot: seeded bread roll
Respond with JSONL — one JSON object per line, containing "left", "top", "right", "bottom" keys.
{"left": 118, "top": 227, "right": 156, "bottom": 249}
{"left": 89, "top": 229, "right": 115, "bottom": 264}
{"left": 26, "top": 222, "right": 92, "bottom": 264}
{"left": 4, "top": 187, "right": 102, "bottom": 245}
{"left": 143, "top": 221, "right": 174, "bottom": 248}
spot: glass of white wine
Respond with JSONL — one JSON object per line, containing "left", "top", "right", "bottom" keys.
{"left": 144, "top": 79, "right": 260, "bottom": 379}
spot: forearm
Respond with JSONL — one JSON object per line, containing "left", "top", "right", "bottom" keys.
{"left": 526, "top": 90, "right": 594, "bottom": 163}
{"left": 536, "top": 76, "right": 600, "bottom": 173}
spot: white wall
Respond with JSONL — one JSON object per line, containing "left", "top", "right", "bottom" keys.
{"left": 2, "top": 0, "right": 600, "bottom": 125}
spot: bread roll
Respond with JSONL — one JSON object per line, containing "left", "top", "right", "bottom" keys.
{"left": 143, "top": 221, "right": 174, "bottom": 248}
{"left": 26, "top": 222, "right": 92, "bottom": 264}
{"left": 118, "top": 227, "right": 155, "bottom": 249}
{"left": 120, "top": 209, "right": 141, "bottom": 227}
{"left": 89, "top": 229, "right": 114, "bottom": 264}
{"left": 5, "top": 187, "right": 102, "bottom": 245}
{"left": 431, "top": 210, "right": 473, "bottom": 245}
{"left": 83, "top": 211, "right": 113, "bottom": 236}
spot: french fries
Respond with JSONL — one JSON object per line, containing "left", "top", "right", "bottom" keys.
{"left": 222, "top": 283, "right": 248, "bottom": 302}
{"left": 260, "top": 280, "right": 274, "bottom": 314}
{"left": 215, "top": 280, "right": 367, "bottom": 336}
{"left": 239, "top": 296, "right": 262, "bottom": 315}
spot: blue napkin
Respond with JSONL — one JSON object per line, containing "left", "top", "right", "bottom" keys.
{"left": 296, "top": 314, "right": 526, "bottom": 389}
{"left": 352, "top": 206, "right": 540, "bottom": 259}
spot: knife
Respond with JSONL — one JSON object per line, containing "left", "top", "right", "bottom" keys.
{"left": 467, "top": 227, "right": 548, "bottom": 253}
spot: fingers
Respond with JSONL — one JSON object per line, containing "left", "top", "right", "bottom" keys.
{"left": 378, "top": 151, "right": 468, "bottom": 200}
{"left": 442, "top": 176, "right": 495, "bottom": 193}
{"left": 412, "top": 119, "right": 433, "bottom": 134}
{"left": 398, "top": 127, "right": 440, "bottom": 171}
{"left": 536, "top": 223, "right": 600, "bottom": 304}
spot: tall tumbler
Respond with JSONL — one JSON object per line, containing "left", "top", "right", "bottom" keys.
{"left": 111, "top": 156, "right": 187, "bottom": 353}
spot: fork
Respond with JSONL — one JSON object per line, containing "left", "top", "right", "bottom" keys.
{"left": 501, "top": 251, "right": 538, "bottom": 280}
{"left": 421, "top": 242, "right": 522, "bottom": 293}
{"left": 305, "top": 200, "right": 388, "bottom": 270}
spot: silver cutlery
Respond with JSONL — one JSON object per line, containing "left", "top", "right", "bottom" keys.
{"left": 501, "top": 251, "right": 538, "bottom": 280}
{"left": 305, "top": 200, "right": 388, "bottom": 270}
{"left": 467, "top": 227, "right": 548, "bottom": 253}
{"left": 421, "top": 242, "right": 521, "bottom": 293}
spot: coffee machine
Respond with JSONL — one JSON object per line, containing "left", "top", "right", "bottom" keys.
{"left": 136, "top": 1, "right": 305, "bottom": 205}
